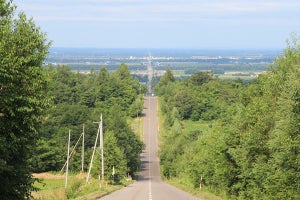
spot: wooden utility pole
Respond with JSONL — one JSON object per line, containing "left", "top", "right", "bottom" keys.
{"left": 81, "top": 124, "right": 85, "bottom": 172}
{"left": 60, "top": 133, "right": 83, "bottom": 173}
{"left": 100, "top": 114, "right": 104, "bottom": 180}
{"left": 65, "top": 130, "right": 71, "bottom": 188}
{"left": 86, "top": 115, "right": 103, "bottom": 183}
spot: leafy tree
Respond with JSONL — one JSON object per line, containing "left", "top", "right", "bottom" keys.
{"left": 190, "top": 71, "right": 212, "bottom": 86}
{"left": 48, "top": 65, "right": 79, "bottom": 104}
{"left": 91, "top": 131, "right": 127, "bottom": 182}
{"left": 29, "top": 139, "right": 64, "bottom": 172}
{"left": 103, "top": 131, "right": 127, "bottom": 182}
{"left": 171, "top": 89, "right": 195, "bottom": 119}
{"left": 154, "top": 68, "right": 176, "bottom": 95}
{"left": 161, "top": 68, "right": 175, "bottom": 83}
{"left": 263, "top": 37, "right": 300, "bottom": 199}
{"left": 128, "top": 95, "right": 144, "bottom": 118}
{"left": 0, "top": 1, "right": 50, "bottom": 198}
{"left": 106, "top": 104, "right": 143, "bottom": 176}
{"left": 96, "top": 67, "right": 111, "bottom": 102}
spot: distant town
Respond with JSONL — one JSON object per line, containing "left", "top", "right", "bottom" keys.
{"left": 46, "top": 47, "right": 282, "bottom": 80}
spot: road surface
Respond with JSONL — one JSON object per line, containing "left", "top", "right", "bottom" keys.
{"left": 99, "top": 96, "right": 200, "bottom": 200}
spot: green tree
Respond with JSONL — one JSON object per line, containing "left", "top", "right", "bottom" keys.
{"left": 161, "top": 68, "right": 175, "bottom": 84}
{"left": 190, "top": 71, "right": 212, "bottom": 86}
{"left": 30, "top": 139, "right": 64, "bottom": 172}
{"left": 96, "top": 67, "right": 111, "bottom": 102}
{"left": 0, "top": 1, "right": 50, "bottom": 198}
{"left": 128, "top": 95, "right": 144, "bottom": 118}
{"left": 154, "top": 68, "right": 176, "bottom": 95}
{"left": 49, "top": 65, "right": 80, "bottom": 104}
{"left": 103, "top": 131, "right": 127, "bottom": 182}
{"left": 171, "top": 89, "right": 195, "bottom": 119}
{"left": 263, "top": 38, "right": 300, "bottom": 199}
{"left": 106, "top": 104, "right": 143, "bottom": 176}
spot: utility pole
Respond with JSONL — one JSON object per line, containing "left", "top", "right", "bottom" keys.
{"left": 86, "top": 119, "right": 100, "bottom": 183}
{"left": 60, "top": 133, "right": 83, "bottom": 173}
{"left": 81, "top": 124, "right": 85, "bottom": 172}
{"left": 99, "top": 114, "right": 104, "bottom": 180}
{"left": 86, "top": 115, "right": 103, "bottom": 183}
{"left": 65, "top": 130, "right": 71, "bottom": 188}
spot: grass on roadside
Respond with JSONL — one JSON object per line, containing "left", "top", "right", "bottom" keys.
{"left": 128, "top": 116, "right": 143, "bottom": 140}
{"left": 31, "top": 173, "right": 133, "bottom": 200}
{"left": 165, "top": 178, "right": 224, "bottom": 200}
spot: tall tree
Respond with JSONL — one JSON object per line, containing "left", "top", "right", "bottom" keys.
{"left": 0, "top": 1, "right": 50, "bottom": 199}
{"left": 154, "top": 68, "right": 176, "bottom": 96}
{"left": 190, "top": 71, "right": 212, "bottom": 86}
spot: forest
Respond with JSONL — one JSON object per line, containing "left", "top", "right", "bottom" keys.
{"left": 155, "top": 38, "right": 300, "bottom": 200}
{"left": 33, "top": 64, "right": 145, "bottom": 178}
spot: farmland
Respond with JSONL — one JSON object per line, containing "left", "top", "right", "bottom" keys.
{"left": 46, "top": 48, "right": 281, "bottom": 80}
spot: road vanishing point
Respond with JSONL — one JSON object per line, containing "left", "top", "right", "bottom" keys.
{"left": 99, "top": 96, "right": 200, "bottom": 200}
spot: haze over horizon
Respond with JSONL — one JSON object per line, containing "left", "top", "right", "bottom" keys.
{"left": 15, "top": 0, "right": 300, "bottom": 50}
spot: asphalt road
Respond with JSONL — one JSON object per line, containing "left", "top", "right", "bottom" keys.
{"left": 99, "top": 96, "right": 200, "bottom": 200}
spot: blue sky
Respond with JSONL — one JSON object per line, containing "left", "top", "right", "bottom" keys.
{"left": 14, "top": 0, "right": 300, "bottom": 49}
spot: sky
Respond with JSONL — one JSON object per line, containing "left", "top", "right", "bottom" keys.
{"left": 14, "top": 0, "right": 300, "bottom": 49}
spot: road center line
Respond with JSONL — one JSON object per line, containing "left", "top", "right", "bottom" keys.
{"left": 148, "top": 97, "right": 152, "bottom": 200}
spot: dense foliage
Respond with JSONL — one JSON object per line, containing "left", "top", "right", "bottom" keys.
{"left": 155, "top": 39, "right": 300, "bottom": 199}
{"left": 33, "top": 64, "right": 145, "bottom": 181}
{"left": 31, "top": 64, "right": 145, "bottom": 178}
{"left": 0, "top": 0, "right": 50, "bottom": 199}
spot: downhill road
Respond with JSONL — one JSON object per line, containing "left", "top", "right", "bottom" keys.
{"left": 99, "top": 96, "right": 200, "bottom": 200}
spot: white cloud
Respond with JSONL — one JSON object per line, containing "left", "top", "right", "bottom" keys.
{"left": 14, "top": 0, "right": 300, "bottom": 27}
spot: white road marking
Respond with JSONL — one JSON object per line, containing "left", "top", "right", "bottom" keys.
{"left": 148, "top": 97, "right": 152, "bottom": 200}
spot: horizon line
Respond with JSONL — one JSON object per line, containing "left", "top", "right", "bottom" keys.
{"left": 49, "top": 46, "right": 284, "bottom": 50}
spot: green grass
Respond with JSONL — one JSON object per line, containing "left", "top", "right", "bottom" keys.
{"left": 165, "top": 178, "right": 224, "bottom": 200}
{"left": 73, "top": 184, "right": 124, "bottom": 200}
{"left": 182, "top": 119, "right": 210, "bottom": 134}
{"left": 31, "top": 173, "right": 133, "bottom": 200}
{"left": 35, "top": 178, "right": 65, "bottom": 191}
{"left": 128, "top": 115, "right": 143, "bottom": 140}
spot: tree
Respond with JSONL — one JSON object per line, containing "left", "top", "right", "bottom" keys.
{"left": 154, "top": 68, "right": 176, "bottom": 95}
{"left": 190, "top": 71, "right": 212, "bottom": 86}
{"left": 106, "top": 104, "right": 144, "bottom": 176}
{"left": 0, "top": 1, "right": 50, "bottom": 199}
{"left": 30, "top": 139, "right": 64, "bottom": 173}
{"left": 161, "top": 68, "right": 175, "bottom": 84}
{"left": 128, "top": 95, "right": 144, "bottom": 118}
{"left": 171, "top": 89, "right": 195, "bottom": 119}
{"left": 103, "top": 131, "right": 127, "bottom": 182}
{"left": 263, "top": 37, "right": 300, "bottom": 199}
